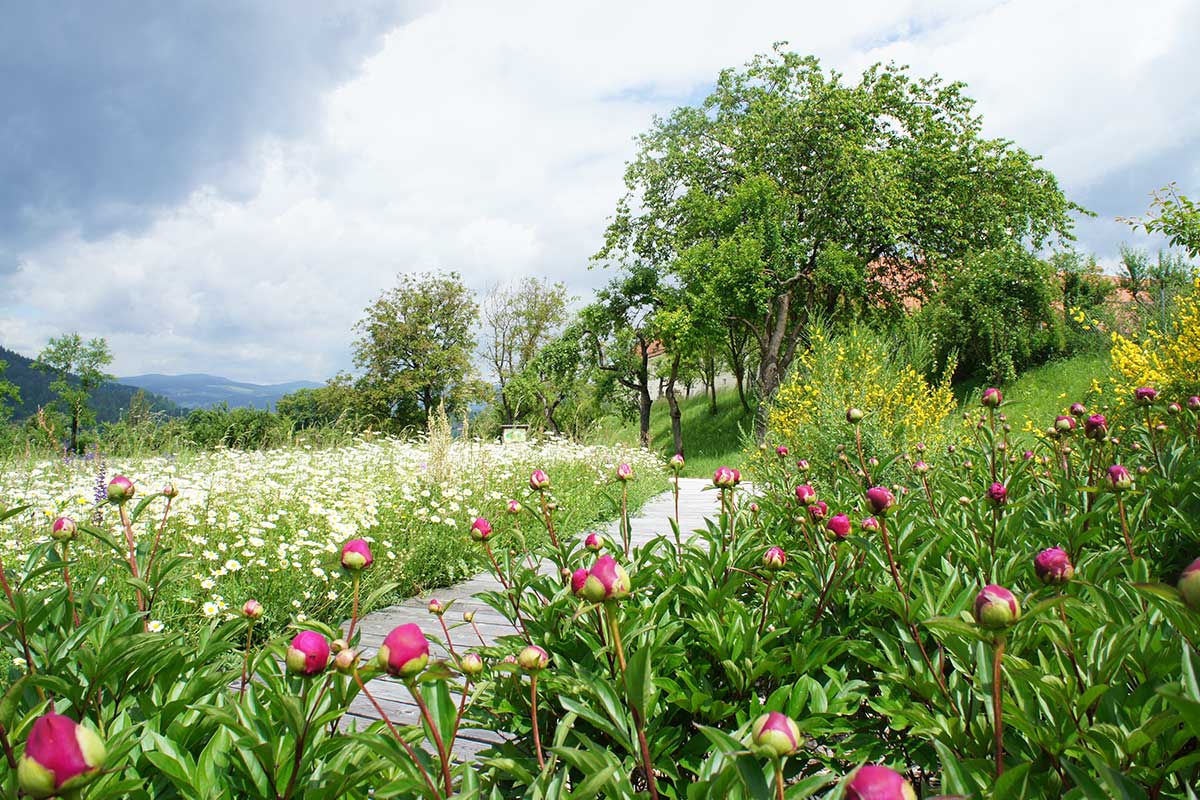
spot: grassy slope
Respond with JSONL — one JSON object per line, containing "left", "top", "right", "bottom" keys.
{"left": 592, "top": 389, "right": 755, "bottom": 476}
{"left": 589, "top": 351, "right": 1114, "bottom": 468}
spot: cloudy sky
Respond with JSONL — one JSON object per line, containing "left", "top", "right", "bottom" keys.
{"left": 1, "top": 0, "right": 1197, "bottom": 383}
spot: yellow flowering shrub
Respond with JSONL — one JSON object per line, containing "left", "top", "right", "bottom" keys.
{"left": 1110, "top": 275, "right": 1200, "bottom": 400}
{"left": 766, "top": 325, "right": 958, "bottom": 470}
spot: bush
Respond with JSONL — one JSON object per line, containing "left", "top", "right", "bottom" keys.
{"left": 766, "top": 324, "right": 957, "bottom": 481}
{"left": 1110, "top": 273, "right": 1200, "bottom": 400}
{"left": 926, "top": 244, "right": 1065, "bottom": 383}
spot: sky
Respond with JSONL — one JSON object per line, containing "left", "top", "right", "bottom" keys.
{"left": 1, "top": 0, "right": 1197, "bottom": 383}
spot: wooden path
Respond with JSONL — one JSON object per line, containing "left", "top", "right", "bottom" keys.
{"left": 344, "top": 477, "right": 719, "bottom": 758}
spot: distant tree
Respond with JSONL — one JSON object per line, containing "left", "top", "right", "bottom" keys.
{"left": 34, "top": 334, "right": 113, "bottom": 452}
{"left": 1147, "top": 250, "right": 1192, "bottom": 333}
{"left": 353, "top": 271, "right": 486, "bottom": 429}
{"left": 0, "top": 360, "right": 19, "bottom": 422}
{"left": 1120, "top": 244, "right": 1151, "bottom": 302}
{"left": 277, "top": 374, "right": 365, "bottom": 430}
{"left": 481, "top": 278, "right": 570, "bottom": 424}
{"left": 598, "top": 46, "right": 1079, "bottom": 438}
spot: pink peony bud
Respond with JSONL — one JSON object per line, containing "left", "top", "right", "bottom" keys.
{"left": 794, "top": 484, "right": 817, "bottom": 505}
{"left": 518, "top": 644, "right": 549, "bottom": 672}
{"left": 1106, "top": 464, "right": 1133, "bottom": 492}
{"left": 580, "top": 555, "right": 631, "bottom": 603}
{"left": 17, "top": 713, "right": 106, "bottom": 798}
{"left": 460, "top": 652, "right": 484, "bottom": 678}
{"left": 333, "top": 648, "right": 359, "bottom": 674}
{"left": 1168, "top": 402, "right": 1181, "bottom": 415}
{"left": 845, "top": 764, "right": 918, "bottom": 800}
{"left": 1034, "top": 547, "right": 1074, "bottom": 585}
{"left": 981, "top": 387, "right": 1003, "bottom": 408}
{"left": 470, "top": 517, "right": 493, "bottom": 541}
{"left": 377, "top": 623, "right": 430, "bottom": 678}
{"left": 51, "top": 516, "right": 77, "bottom": 542}
{"left": 340, "top": 539, "right": 373, "bottom": 571}
{"left": 807, "top": 500, "right": 828, "bottom": 522}
{"left": 615, "top": 463, "right": 634, "bottom": 481}
{"left": 912, "top": 461, "right": 929, "bottom": 474}
{"left": 106, "top": 475, "right": 135, "bottom": 504}
{"left": 427, "top": 598, "right": 446, "bottom": 615}
{"left": 331, "top": 638, "right": 349, "bottom": 653}
{"left": 763, "top": 546, "right": 787, "bottom": 570}
{"left": 866, "top": 486, "right": 894, "bottom": 515}
{"left": 1178, "top": 558, "right": 1200, "bottom": 611}
{"left": 987, "top": 482, "right": 1008, "bottom": 505}
{"left": 462, "top": 610, "right": 475, "bottom": 623}
{"left": 242, "top": 599, "right": 263, "bottom": 620}
{"left": 750, "top": 711, "right": 802, "bottom": 757}
{"left": 570, "top": 567, "right": 589, "bottom": 597}
{"left": 712, "top": 466, "right": 740, "bottom": 488}
{"left": 1134, "top": 386, "right": 1158, "bottom": 405}
{"left": 506, "top": 499, "right": 521, "bottom": 514}
{"left": 162, "top": 483, "right": 179, "bottom": 499}
{"left": 974, "top": 584, "right": 1021, "bottom": 629}
{"left": 825, "top": 514, "right": 851, "bottom": 541}
{"left": 796, "top": 459, "right": 810, "bottom": 472}
{"left": 1189, "top": 396, "right": 1200, "bottom": 411}
{"left": 846, "top": 407, "right": 864, "bottom": 423}
{"left": 668, "top": 453, "right": 685, "bottom": 472}
{"left": 286, "top": 631, "right": 331, "bottom": 676}
{"left": 1084, "top": 414, "right": 1107, "bottom": 440}
{"left": 1054, "top": 415, "right": 1075, "bottom": 432}
{"left": 1023, "top": 450, "right": 1035, "bottom": 460}
{"left": 1070, "top": 402, "right": 1087, "bottom": 417}
{"left": 861, "top": 517, "right": 880, "bottom": 532}
{"left": 584, "top": 533, "right": 604, "bottom": 551}
{"left": 529, "top": 469, "right": 550, "bottom": 491}
{"left": 775, "top": 444, "right": 789, "bottom": 457}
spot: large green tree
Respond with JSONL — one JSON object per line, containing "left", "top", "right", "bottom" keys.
{"left": 597, "top": 47, "right": 1079, "bottom": 436}
{"left": 481, "top": 277, "right": 570, "bottom": 424}
{"left": 34, "top": 334, "right": 113, "bottom": 452}
{"left": 352, "top": 271, "right": 485, "bottom": 429}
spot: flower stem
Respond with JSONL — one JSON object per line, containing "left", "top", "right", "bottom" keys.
{"left": 621, "top": 482, "right": 630, "bottom": 558}
{"left": 1117, "top": 496, "right": 1137, "bottom": 560}
{"left": 61, "top": 542, "right": 79, "bottom": 628}
{"left": 757, "top": 577, "right": 773, "bottom": 637}
{"left": 239, "top": 619, "right": 255, "bottom": 698}
{"left": 347, "top": 573, "right": 361, "bottom": 641}
{"left": 993, "top": 637, "right": 1006, "bottom": 778}
{"left": 118, "top": 503, "right": 146, "bottom": 620}
{"left": 530, "top": 673, "right": 546, "bottom": 770}
{"left": 407, "top": 679, "right": 453, "bottom": 796}
{"left": 774, "top": 760, "right": 786, "bottom": 800}
{"left": 354, "top": 672, "right": 440, "bottom": 798}
{"left": 438, "top": 615, "right": 458, "bottom": 659}
{"left": 605, "top": 603, "right": 659, "bottom": 800}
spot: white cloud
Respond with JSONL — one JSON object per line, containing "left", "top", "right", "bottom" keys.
{"left": 1, "top": 0, "right": 1195, "bottom": 381}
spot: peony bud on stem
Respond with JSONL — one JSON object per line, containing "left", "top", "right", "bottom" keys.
{"left": 352, "top": 671, "right": 440, "bottom": 798}
{"left": 993, "top": 637, "right": 1007, "bottom": 778}
{"left": 605, "top": 603, "right": 659, "bottom": 800}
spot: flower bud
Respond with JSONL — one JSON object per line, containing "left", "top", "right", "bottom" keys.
{"left": 462, "top": 610, "right": 475, "bottom": 623}
{"left": 1034, "top": 547, "right": 1074, "bottom": 585}
{"left": 334, "top": 648, "right": 358, "bottom": 674}
{"left": 974, "top": 584, "right": 1021, "bottom": 629}
{"left": 808, "top": 500, "right": 828, "bottom": 522}
{"left": 981, "top": 387, "right": 1003, "bottom": 408}
{"left": 242, "top": 599, "right": 263, "bottom": 620}
{"left": 866, "top": 486, "right": 894, "bottom": 515}
{"left": 51, "top": 516, "right": 77, "bottom": 542}
{"left": 428, "top": 598, "right": 446, "bottom": 615}
{"left": 1106, "top": 464, "right": 1133, "bottom": 492}
{"left": 162, "top": 483, "right": 179, "bottom": 499}
{"left": 1178, "top": 558, "right": 1200, "bottom": 611}
{"left": 1084, "top": 414, "right": 1108, "bottom": 440}
{"left": 1022, "top": 450, "right": 1034, "bottom": 460}
{"left": 750, "top": 711, "right": 802, "bottom": 757}
{"left": 796, "top": 459, "right": 810, "bottom": 472}
{"left": 286, "top": 631, "right": 331, "bottom": 676}
{"left": 331, "top": 638, "right": 349, "bottom": 653}
{"left": 1134, "top": 386, "right": 1158, "bottom": 405}
{"left": 529, "top": 469, "right": 550, "bottom": 491}
{"left": 846, "top": 407, "right": 865, "bottom": 423}
{"left": 861, "top": 517, "right": 880, "bottom": 533}
{"left": 506, "top": 499, "right": 521, "bottom": 514}
{"left": 845, "top": 765, "right": 918, "bottom": 800}
{"left": 518, "top": 644, "right": 549, "bottom": 672}
{"left": 794, "top": 484, "right": 817, "bottom": 505}
{"left": 616, "top": 463, "right": 634, "bottom": 481}
{"left": 1168, "top": 402, "right": 1181, "bottom": 415}
{"left": 1189, "top": 396, "right": 1200, "bottom": 411}
{"left": 106, "top": 475, "right": 135, "bottom": 504}
{"left": 987, "top": 482, "right": 1007, "bottom": 505}
{"left": 668, "top": 453, "right": 685, "bottom": 472}
{"left": 775, "top": 445, "right": 789, "bottom": 457}
{"left": 825, "top": 514, "right": 851, "bottom": 541}
{"left": 377, "top": 623, "right": 430, "bottom": 678}
{"left": 580, "top": 555, "right": 631, "bottom": 603}
{"left": 17, "top": 713, "right": 106, "bottom": 798}
{"left": 570, "top": 567, "right": 588, "bottom": 597}
{"left": 1054, "top": 415, "right": 1075, "bottom": 433}
{"left": 762, "top": 546, "right": 787, "bottom": 570}
{"left": 713, "top": 466, "right": 740, "bottom": 488}
{"left": 585, "top": 532, "right": 604, "bottom": 551}
{"left": 1070, "top": 402, "right": 1087, "bottom": 417}
{"left": 470, "top": 517, "right": 492, "bottom": 542}
{"left": 340, "top": 539, "right": 373, "bottom": 571}
{"left": 912, "top": 461, "right": 929, "bottom": 475}
{"left": 460, "top": 652, "right": 484, "bottom": 678}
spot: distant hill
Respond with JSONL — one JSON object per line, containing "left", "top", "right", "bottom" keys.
{"left": 119, "top": 373, "right": 324, "bottom": 410}
{"left": 0, "top": 346, "right": 183, "bottom": 422}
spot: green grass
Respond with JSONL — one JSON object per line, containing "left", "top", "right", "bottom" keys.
{"left": 591, "top": 388, "right": 754, "bottom": 476}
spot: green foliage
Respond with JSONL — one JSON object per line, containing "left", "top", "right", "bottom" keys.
{"left": 925, "top": 244, "right": 1065, "bottom": 384}
{"left": 276, "top": 374, "right": 369, "bottom": 432}
{"left": 0, "top": 361, "right": 18, "bottom": 423}
{"left": 1124, "top": 182, "right": 1200, "bottom": 258}
{"left": 181, "top": 404, "right": 294, "bottom": 450}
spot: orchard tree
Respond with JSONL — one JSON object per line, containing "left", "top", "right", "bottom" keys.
{"left": 481, "top": 278, "right": 570, "bottom": 424}
{"left": 353, "top": 271, "right": 486, "bottom": 429}
{"left": 0, "top": 360, "right": 18, "bottom": 422}
{"left": 34, "top": 334, "right": 113, "bottom": 452}
{"left": 1123, "top": 182, "right": 1200, "bottom": 258}
{"left": 597, "top": 46, "right": 1079, "bottom": 437}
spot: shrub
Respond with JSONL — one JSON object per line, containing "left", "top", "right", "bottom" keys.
{"left": 1110, "top": 273, "right": 1200, "bottom": 400}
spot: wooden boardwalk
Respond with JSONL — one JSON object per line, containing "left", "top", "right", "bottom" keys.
{"left": 344, "top": 477, "right": 719, "bottom": 757}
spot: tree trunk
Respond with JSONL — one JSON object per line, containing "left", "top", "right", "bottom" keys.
{"left": 638, "top": 387, "right": 652, "bottom": 448}
{"left": 665, "top": 354, "right": 683, "bottom": 456}
{"left": 70, "top": 410, "right": 79, "bottom": 454}
{"left": 754, "top": 290, "right": 794, "bottom": 441}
